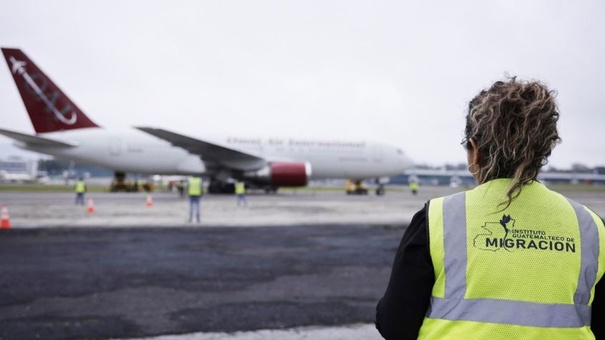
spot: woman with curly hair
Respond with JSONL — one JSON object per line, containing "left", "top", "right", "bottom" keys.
{"left": 376, "top": 77, "right": 605, "bottom": 339}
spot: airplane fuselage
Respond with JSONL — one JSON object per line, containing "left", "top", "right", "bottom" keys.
{"left": 17, "top": 127, "right": 411, "bottom": 180}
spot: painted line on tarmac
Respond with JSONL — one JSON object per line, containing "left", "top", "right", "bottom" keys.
{"left": 123, "top": 324, "right": 382, "bottom": 340}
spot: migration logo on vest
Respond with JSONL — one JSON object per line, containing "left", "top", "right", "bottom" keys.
{"left": 473, "top": 214, "right": 576, "bottom": 253}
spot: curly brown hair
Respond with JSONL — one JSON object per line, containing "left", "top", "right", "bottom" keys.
{"left": 463, "top": 77, "right": 561, "bottom": 207}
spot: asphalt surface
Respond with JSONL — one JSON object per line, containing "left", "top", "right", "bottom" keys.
{"left": 0, "top": 225, "right": 401, "bottom": 340}
{"left": 0, "top": 186, "right": 604, "bottom": 340}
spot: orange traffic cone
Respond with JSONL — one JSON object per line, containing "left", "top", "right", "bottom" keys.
{"left": 1, "top": 204, "right": 10, "bottom": 229}
{"left": 146, "top": 194, "right": 153, "bottom": 207}
{"left": 86, "top": 198, "right": 95, "bottom": 213}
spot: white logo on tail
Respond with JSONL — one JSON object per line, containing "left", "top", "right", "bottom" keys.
{"left": 9, "top": 56, "right": 77, "bottom": 125}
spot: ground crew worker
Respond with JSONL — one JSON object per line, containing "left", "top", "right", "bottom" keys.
{"left": 235, "top": 181, "right": 247, "bottom": 206}
{"left": 187, "top": 176, "right": 203, "bottom": 223}
{"left": 74, "top": 177, "right": 87, "bottom": 205}
{"left": 376, "top": 77, "right": 605, "bottom": 339}
{"left": 177, "top": 180, "right": 185, "bottom": 198}
{"left": 409, "top": 180, "right": 419, "bottom": 195}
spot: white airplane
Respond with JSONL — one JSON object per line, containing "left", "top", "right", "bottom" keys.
{"left": 0, "top": 48, "right": 413, "bottom": 194}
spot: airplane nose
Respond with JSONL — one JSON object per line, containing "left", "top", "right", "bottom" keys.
{"left": 392, "top": 147, "right": 413, "bottom": 172}
{"left": 400, "top": 154, "right": 414, "bottom": 171}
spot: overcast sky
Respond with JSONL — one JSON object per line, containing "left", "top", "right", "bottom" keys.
{"left": 1, "top": 0, "right": 603, "bottom": 168}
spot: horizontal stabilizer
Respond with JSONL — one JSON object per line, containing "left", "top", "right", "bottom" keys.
{"left": 136, "top": 127, "right": 267, "bottom": 171}
{"left": 0, "top": 128, "right": 78, "bottom": 148}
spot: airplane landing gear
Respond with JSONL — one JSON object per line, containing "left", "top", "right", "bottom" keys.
{"left": 264, "top": 185, "right": 278, "bottom": 194}
{"left": 208, "top": 180, "right": 235, "bottom": 194}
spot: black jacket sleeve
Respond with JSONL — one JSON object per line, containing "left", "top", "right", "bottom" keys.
{"left": 592, "top": 278, "right": 605, "bottom": 338}
{"left": 591, "top": 218, "right": 605, "bottom": 338}
{"left": 375, "top": 204, "right": 435, "bottom": 340}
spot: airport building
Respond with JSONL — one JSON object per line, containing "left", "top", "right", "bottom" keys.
{"left": 0, "top": 157, "right": 37, "bottom": 177}
{"left": 392, "top": 168, "right": 605, "bottom": 187}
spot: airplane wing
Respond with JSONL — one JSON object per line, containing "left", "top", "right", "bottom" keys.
{"left": 136, "top": 127, "right": 267, "bottom": 171}
{"left": 0, "top": 127, "right": 78, "bottom": 147}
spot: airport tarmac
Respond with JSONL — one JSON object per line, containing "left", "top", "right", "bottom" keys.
{"left": 0, "top": 186, "right": 435, "bottom": 228}
{"left": 1, "top": 185, "right": 604, "bottom": 340}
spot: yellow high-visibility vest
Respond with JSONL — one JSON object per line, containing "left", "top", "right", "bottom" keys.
{"left": 188, "top": 177, "right": 202, "bottom": 196}
{"left": 75, "top": 180, "right": 86, "bottom": 193}
{"left": 419, "top": 179, "right": 605, "bottom": 339}
{"left": 235, "top": 182, "right": 245, "bottom": 195}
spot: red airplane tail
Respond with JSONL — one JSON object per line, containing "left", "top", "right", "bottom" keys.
{"left": 1, "top": 48, "right": 99, "bottom": 133}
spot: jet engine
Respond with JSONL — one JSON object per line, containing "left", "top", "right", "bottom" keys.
{"left": 244, "top": 162, "right": 312, "bottom": 187}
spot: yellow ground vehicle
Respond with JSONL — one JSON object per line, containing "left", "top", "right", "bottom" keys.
{"left": 109, "top": 172, "right": 154, "bottom": 192}
{"left": 345, "top": 180, "right": 369, "bottom": 195}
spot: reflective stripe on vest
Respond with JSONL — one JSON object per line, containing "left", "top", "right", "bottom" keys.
{"left": 428, "top": 191, "right": 599, "bottom": 328}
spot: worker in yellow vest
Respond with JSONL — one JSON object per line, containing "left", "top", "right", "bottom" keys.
{"left": 409, "top": 180, "right": 419, "bottom": 195}
{"left": 235, "top": 181, "right": 247, "bottom": 206}
{"left": 187, "top": 176, "right": 203, "bottom": 223}
{"left": 74, "top": 177, "right": 87, "bottom": 205}
{"left": 376, "top": 77, "right": 605, "bottom": 339}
